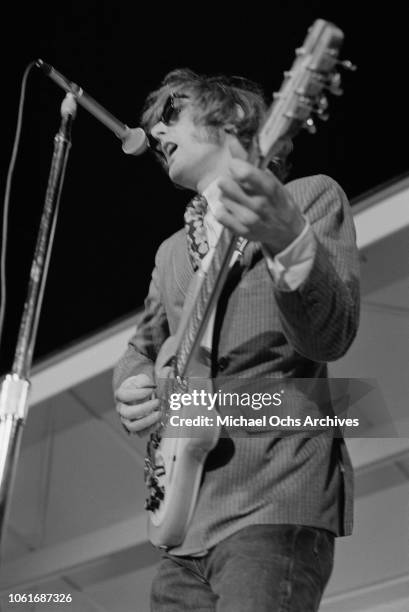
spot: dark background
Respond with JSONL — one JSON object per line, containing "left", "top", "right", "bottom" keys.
{"left": 1, "top": 1, "right": 408, "bottom": 373}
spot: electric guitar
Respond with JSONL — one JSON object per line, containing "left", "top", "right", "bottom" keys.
{"left": 144, "top": 19, "right": 354, "bottom": 548}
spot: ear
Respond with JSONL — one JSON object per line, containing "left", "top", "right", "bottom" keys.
{"left": 223, "top": 124, "right": 238, "bottom": 135}
{"left": 223, "top": 103, "right": 244, "bottom": 135}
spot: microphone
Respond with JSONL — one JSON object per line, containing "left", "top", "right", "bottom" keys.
{"left": 35, "top": 59, "right": 149, "bottom": 155}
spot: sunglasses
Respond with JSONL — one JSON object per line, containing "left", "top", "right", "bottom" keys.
{"left": 160, "top": 93, "right": 189, "bottom": 125}
{"left": 147, "top": 93, "right": 189, "bottom": 155}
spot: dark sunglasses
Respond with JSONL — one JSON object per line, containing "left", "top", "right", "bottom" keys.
{"left": 147, "top": 93, "right": 189, "bottom": 155}
{"left": 160, "top": 93, "right": 189, "bottom": 125}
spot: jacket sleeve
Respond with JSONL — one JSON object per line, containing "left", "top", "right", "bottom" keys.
{"left": 271, "top": 174, "right": 360, "bottom": 362}
{"left": 112, "top": 242, "right": 170, "bottom": 390}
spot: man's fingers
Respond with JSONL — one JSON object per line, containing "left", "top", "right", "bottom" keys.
{"left": 115, "top": 374, "right": 159, "bottom": 436}
{"left": 229, "top": 158, "right": 277, "bottom": 195}
{"left": 117, "top": 397, "right": 160, "bottom": 420}
{"left": 216, "top": 176, "right": 248, "bottom": 205}
{"left": 213, "top": 197, "right": 260, "bottom": 236}
{"left": 121, "top": 410, "right": 162, "bottom": 435}
{"left": 115, "top": 385, "right": 155, "bottom": 404}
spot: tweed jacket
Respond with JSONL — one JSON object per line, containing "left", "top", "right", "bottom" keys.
{"left": 113, "top": 174, "right": 360, "bottom": 555}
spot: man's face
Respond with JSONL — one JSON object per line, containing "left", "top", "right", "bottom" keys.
{"left": 150, "top": 95, "right": 240, "bottom": 193}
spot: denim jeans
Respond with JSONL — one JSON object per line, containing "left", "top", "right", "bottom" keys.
{"left": 151, "top": 524, "right": 334, "bottom": 611}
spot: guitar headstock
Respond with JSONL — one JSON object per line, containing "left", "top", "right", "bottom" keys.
{"left": 256, "top": 19, "right": 356, "bottom": 167}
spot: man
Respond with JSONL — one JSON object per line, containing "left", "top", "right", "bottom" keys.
{"left": 114, "top": 69, "right": 360, "bottom": 611}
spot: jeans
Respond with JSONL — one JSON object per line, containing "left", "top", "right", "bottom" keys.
{"left": 151, "top": 524, "right": 334, "bottom": 611}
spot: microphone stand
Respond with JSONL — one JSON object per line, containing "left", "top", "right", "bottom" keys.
{"left": 0, "top": 92, "right": 77, "bottom": 561}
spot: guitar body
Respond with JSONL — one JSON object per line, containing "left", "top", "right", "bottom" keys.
{"left": 146, "top": 285, "right": 221, "bottom": 548}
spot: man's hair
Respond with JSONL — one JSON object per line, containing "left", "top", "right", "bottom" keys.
{"left": 141, "top": 68, "right": 292, "bottom": 181}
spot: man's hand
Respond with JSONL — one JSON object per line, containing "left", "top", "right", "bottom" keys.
{"left": 213, "top": 158, "right": 306, "bottom": 256}
{"left": 115, "top": 373, "right": 161, "bottom": 436}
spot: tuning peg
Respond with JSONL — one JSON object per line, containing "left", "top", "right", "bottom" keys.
{"left": 327, "top": 73, "right": 343, "bottom": 96}
{"left": 304, "top": 118, "right": 317, "bottom": 134}
{"left": 338, "top": 59, "right": 357, "bottom": 71}
{"left": 317, "top": 95, "right": 328, "bottom": 111}
{"left": 315, "top": 95, "right": 329, "bottom": 120}
{"left": 316, "top": 110, "right": 329, "bottom": 121}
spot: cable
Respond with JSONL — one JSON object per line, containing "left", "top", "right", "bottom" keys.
{"left": 0, "top": 61, "right": 36, "bottom": 358}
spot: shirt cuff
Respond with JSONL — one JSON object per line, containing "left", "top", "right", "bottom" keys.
{"left": 262, "top": 219, "right": 317, "bottom": 291}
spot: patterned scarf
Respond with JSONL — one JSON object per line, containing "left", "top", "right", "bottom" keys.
{"left": 184, "top": 194, "right": 209, "bottom": 271}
